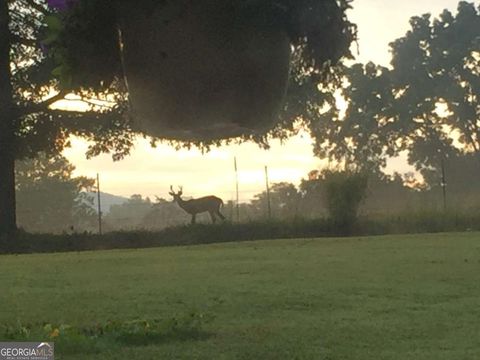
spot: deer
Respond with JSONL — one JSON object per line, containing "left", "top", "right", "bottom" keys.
{"left": 169, "top": 186, "right": 225, "bottom": 224}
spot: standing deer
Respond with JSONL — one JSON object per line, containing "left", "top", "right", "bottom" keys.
{"left": 169, "top": 186, "right": 225, "bottom": 224}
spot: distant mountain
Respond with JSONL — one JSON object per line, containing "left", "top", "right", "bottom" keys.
{"left": 87, "top": 192, "right": 129, "bottom": 214}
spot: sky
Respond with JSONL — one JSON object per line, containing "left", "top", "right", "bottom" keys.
{"left": 62, "top": 0, "right": 477, "bottom": 202}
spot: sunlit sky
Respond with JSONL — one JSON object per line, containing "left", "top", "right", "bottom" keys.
{"left": 62, "top": 0, "right": 477, "bottom": 202}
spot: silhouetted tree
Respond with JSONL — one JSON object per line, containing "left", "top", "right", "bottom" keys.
{"left": 0, "top": 0, "right": 16, "bottom": 234}
{"left": 104, "top": 195, "right": 153, "bottom": 229}
{"left": 310, "top": 62, "right": 397, "bottom": 173}
{"left": 390, "top": 1, "right": 479, "bottom": 172}
{"left": 299, "top": 170, "right": 329, "bottom": 217}
{"left": 15, "top": 153, "right": 97, "bottom": 233}
{"left": 312, "top": 2, "right": 479, "bottom": 180}
{"left": 250, "top": 182, "right": 302, "bottom": 219}
{"left": 322, "top": 170, "right": 368, "bottom": 233}
{"left": 299, "top": 169, "right": 368, "bottom": 226}
{"left": 0, "top": 0, "right": 133, "bottom": 235}
{"left": 421, "top": 153, "right": 480, "bottom": 209}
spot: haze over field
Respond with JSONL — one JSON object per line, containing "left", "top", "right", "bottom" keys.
{"left": 62, "top": 0, "right": 479, "bottom": 202}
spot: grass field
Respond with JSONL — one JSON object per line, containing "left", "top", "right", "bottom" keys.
{"left": 1, "top": 232, "right": 479, "bottom": 359}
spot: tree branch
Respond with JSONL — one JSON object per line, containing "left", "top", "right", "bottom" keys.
{"left": 20, "top": 90, "right": 68, "bottom": 115}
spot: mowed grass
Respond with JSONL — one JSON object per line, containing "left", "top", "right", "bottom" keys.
{"left": 1, "top": 232, "right": 479, "bottom": 359}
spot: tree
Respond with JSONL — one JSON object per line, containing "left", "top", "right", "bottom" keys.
{"left": 300, "top": 169, "right": 368, "bottom": 227}
{"left": 390, "top": 1, "right": 479, "bottom": 172}
{"left": 0, "top": 0, "right": 134, "bottom": 235}
{"left": 1, "top": 0, "right": 357, "bottom": 235}
{"left": 250, "top": 182, "right": 302, "bottom": 219}
{"left": 312, "top": 2, "right": 479, "bottom": 182}
{"left": 420, "top": 152, "right": 480, "bottom": 208}
{"left": 104, "top": 195, "right": 153, "bottom": 230}
{"left": 309, "top": 63, "right": 398, "bottom": 173}
{"left": 0, "top": 0, "right": 16, "bottom": 234}
{"left": 322, "top": 170, "right": 368, "bottom": 233}
{"left": 15, "top": 153, "right": 97, "bottom": 233}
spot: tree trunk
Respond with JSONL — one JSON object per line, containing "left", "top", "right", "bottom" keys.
{"left": 0, "top": 0, "right": 17, "bottom": 235}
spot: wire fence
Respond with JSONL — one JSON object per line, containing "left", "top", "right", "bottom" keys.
{"left": 15, "top": 157, "right": 480, "bottom": 234}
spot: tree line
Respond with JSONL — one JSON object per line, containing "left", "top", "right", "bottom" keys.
{"left": 16, "top": 151, "right": 480, "bottom": 234}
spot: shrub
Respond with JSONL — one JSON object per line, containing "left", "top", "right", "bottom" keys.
{"left": 323, "top": 170, "right": 368, "bottom": 234}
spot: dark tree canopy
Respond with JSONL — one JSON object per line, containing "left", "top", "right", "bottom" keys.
{"left": 390, "top": 1, "right": 480, "bottom": 169}
{"left": 8, "top": 0, "right": 135, "bottom": 161}
{"left": 313, "top": 2, "right": 479, "bottom": 179}
{"left": 310, "top": 62, "right": 397, "bottom": 173}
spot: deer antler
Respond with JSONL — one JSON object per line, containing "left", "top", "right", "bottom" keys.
{"left": 153, "top": 195, "right": 164, "bottom": 206}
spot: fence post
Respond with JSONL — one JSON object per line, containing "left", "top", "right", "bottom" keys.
{"left": 234, "top": 156, "right": 240, "bottom": 222}
{"left": 97, "top": 173, "right": 103, "bottom": 235}
{"left": 265, "top": 166, "right": 271, "bottom": 219}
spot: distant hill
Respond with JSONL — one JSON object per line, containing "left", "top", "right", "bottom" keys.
{"left": 87, "top": 192, "right": 129, "bottom": 214}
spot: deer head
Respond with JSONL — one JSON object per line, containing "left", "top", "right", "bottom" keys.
{"left": 169, "top": 185, "right": 183, "bottom": 202}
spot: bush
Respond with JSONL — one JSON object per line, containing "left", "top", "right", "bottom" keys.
{"left": 323, "top": 170, "right": 368, "bottom": 234}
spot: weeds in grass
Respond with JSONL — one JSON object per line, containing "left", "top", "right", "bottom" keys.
{"left": 0, "top": 311, "right": 213, "bottom": 354}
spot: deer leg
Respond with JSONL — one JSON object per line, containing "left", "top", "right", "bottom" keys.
{"left": 191, "top": 214, "right": 196, "bottom": 225}
{"left": 216, "top": 208, "right": 226, "bottom": 221}
{"left": 209, "top": 211, "right": 216, "bottom": 224}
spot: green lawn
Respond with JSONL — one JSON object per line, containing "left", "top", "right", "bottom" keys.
{"left": 1, "top": 232, "right": 479, "bottom": 359}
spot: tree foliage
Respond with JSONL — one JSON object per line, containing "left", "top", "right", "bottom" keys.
{"left": 15, "top": 153, "right": 97, "bottom": 233}
{"left": 314, "top": 2, "right": 480, "bottom": 179}
{"left": 319, "top": 170, "right": 368, "bottom": 231}
{"left": 249, "top": 182, "right": 302, "bottom": 219}
{"left": 389, "top": 1, "right": 480, "bottom": 171}
{"left": 8, "top": 0, "right": 135, "bottom": 161}
{"left": 311, "top": 63, "right": 397, "bottom": 173}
